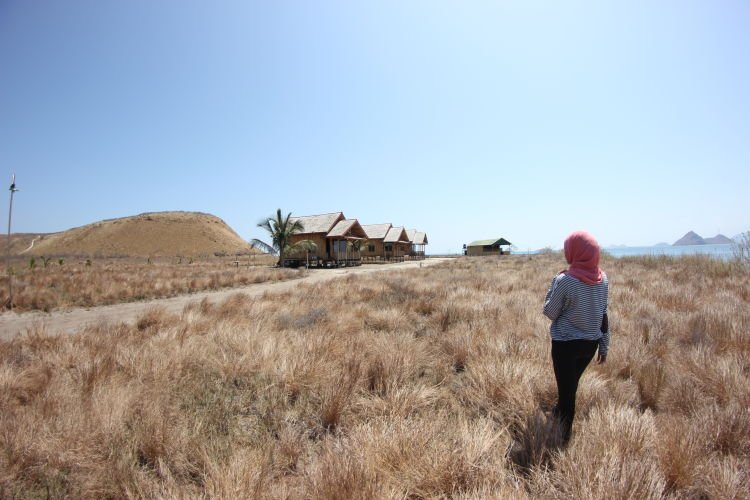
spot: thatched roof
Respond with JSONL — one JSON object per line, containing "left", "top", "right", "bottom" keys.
{"left": 289, "top": 212, "right": 344, "bottom": 234}
{"left": 328, "top": 219, "right": 367, "bottom": 238}
{"left": 361, "top": 223, "right": 392, "bottom": 240}
{"left": 406, "top": 229, "right": 428, "bottom": 245}
{"left": 384, "top": 226, "right": 410, "bottom": 243}
{"left": 414, "top": 232, "right": 428, "bottom": 245}
{"left": 287, "top": 215, "right": 423, "bottom": 244}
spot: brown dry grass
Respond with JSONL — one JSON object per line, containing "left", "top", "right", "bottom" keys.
{"left": 0, "top": 254, "right": 291, "bottom": 312}
{"left": 1, "top": 254, "right": 749, "bottom": 498}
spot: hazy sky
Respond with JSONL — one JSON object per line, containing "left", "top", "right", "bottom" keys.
{"left": 2, "top": 1, "right": 748, "bottom": 253}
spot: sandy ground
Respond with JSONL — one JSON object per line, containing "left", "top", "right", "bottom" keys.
{"left": 0, "top": 258, "right": 451, "bottom": 341}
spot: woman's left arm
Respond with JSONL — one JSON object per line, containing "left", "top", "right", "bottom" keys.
{"left": 543, "top": 276, "right": 565, "bottom": 321}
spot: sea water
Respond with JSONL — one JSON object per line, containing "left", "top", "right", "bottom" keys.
{"left": 602, "top": 244, "right": 735, "bottom": 260}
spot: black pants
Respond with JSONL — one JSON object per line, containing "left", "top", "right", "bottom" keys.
{"left": 551, "top": 339, "right": 598, "bottom": 441}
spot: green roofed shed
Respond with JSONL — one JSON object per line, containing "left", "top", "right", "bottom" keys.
{"left": 465, "top": 238, "right": 512, "bottom": 256}
{"left": 467, "top": 238, "right": 512, "bottom": 247}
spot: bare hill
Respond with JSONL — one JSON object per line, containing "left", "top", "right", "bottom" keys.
{"left": 704, "top": 234, "right": 733, "bottom": 244}
{"left": 673, "top": 231, "right": 705, "bottom": 246}
{"left": 673, "top": 231, "right": 734, "bottom": 246}
{"left": 24, "top": 212, "right": 256, "bottom": 258}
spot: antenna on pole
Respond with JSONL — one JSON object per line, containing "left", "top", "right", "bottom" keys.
{"left": 7, "top": 174, "right": 19, "bottom": 310}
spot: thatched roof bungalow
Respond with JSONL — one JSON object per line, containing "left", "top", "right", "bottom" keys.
{"left": 361, "top": 223, "right": 391, "bottom": 260}
{"left": 287, "top": 212, "right": 367, "bottom": 266}
{"left": 384, "top": 226, "right": 411, "bottom": 259}
{"left": 361, "top": 224, "right": 425, "bottom": 261}
{"left": 406, "top": 229, "right": 428, "bottom": 257}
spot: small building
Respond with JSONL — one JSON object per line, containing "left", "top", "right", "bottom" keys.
{"left": 361, "top": 223, "right": 392, "bottom": 261}
{"left": 384, "top": 226, "right": 411, "bottom": 260}
{"left": 361, "top": 224, "right": 415, "bottom": 262}
{"left": 466, "top": 238, "right": 512, "bottom": 256}
{"left": 406, "top": 229, "right": 428, "bottom": 258}
{"left": 286, "top": 212, "right": 367, "bottom": 266}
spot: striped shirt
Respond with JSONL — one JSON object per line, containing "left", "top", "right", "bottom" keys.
{"left": 543, "top": 272, "right": 609, "bottom": 355}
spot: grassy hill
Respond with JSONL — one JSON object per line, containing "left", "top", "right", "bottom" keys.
{"left": 0, "top": 233, "right": 48, "bottom": 255}
{"left": 18, "top": 211, "right": 256, "bottom": 258}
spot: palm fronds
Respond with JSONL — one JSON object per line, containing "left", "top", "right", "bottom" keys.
{"left": 250, "top": 239, "right": 277, "bottom": 255}
{"left": 255, "top": 209, "right": 306, "bottom": 266}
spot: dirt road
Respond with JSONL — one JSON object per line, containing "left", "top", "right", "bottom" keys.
{"left": 20, "top": 235, "right": 42, "bottom": 254}
{"left": 0, "top": 259, "right": 451, "bottom": 341}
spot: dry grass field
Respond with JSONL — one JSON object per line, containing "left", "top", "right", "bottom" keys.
{"left": 0, "top": 254, "right": 290, "bottom": 312}
{"left": 0, "top": 210, "right": 294, "bottom": 312}
{"left": 1, "top": 254, "right": 749, "bottom": 498}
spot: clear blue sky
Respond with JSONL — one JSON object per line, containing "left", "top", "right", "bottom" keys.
{"left": 2, "top": 1, "right": 748, "bottom": 253}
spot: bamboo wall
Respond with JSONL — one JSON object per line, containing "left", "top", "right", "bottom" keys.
{"left": 467, "top": 246, "right": 500, "bottom": 256}
{"left": 288, "top": 234, "right": 328, "bottom": 259}
{"left": 361, "top": 240, "right": 386, "bottom": 258}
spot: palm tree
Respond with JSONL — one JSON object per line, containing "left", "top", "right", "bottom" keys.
{"left": 347, "top": 238, "right": 367, "bottom": 262}
{"left": 251, "top": 209, "right": 316, "bottom": 267}
{"left": 295, "top": 239, "right": 318, "bottom": 268}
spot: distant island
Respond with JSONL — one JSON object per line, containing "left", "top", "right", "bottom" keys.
{"left": 673, "top": 231, "right": 734, "bottom": 246}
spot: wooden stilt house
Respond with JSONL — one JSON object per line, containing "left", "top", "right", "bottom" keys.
{"left": 406, "top": 229, "right": 428, "bottom": 259}
{"left": 286, "top": 212, "right": 367, "bottom": 267}
{"left": 384, "top": 226, "right": 411, "bottom": 261}
{"left": 360, "top": 223, "right": 392, "bottom": 262}
{"left": 361, "top": 224, "right": 414, "bottom": 262}
{"left": 326, "top": 218, "right": 368, "bottom": 264}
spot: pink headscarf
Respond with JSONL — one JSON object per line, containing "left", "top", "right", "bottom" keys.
{"left": 563, "top": 230, "right": 603, "bottom": 285}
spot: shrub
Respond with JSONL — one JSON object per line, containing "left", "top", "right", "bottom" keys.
{"left": 732, "top": 231, "right": 750, "bottom": 265}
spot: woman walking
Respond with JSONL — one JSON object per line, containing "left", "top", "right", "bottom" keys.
{"left": 543, "top": 230, "right": 609, "bottom": 443}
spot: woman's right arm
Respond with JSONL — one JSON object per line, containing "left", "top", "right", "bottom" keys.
{"left": 598, "top": 287, "right": 610, "bottom": 362}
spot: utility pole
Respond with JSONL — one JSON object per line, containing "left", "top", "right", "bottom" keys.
{"left": 7, "top": 174, "right": 18, "bottom": 310}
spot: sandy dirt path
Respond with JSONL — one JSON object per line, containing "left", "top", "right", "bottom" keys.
{"left": 0, "top": 258, "right": 451, "bottom": 341}
{"left": 19, "top": 235, "right": 42, "bottom": 254}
